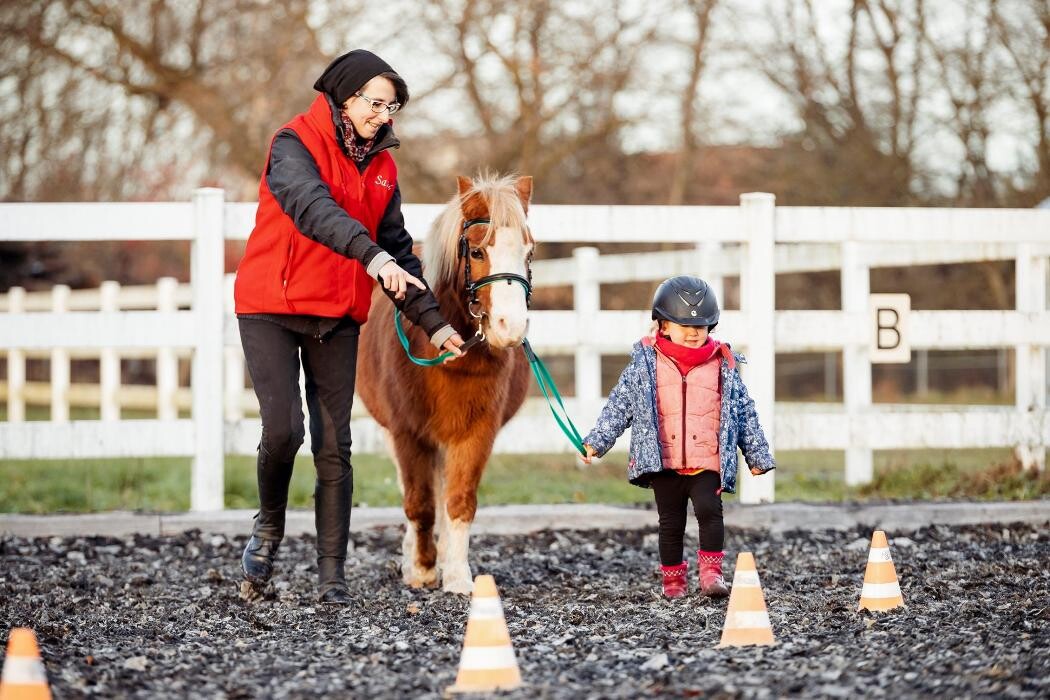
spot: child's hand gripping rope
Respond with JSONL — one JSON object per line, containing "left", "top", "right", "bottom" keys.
{"left": 580, "top": 444, "right": 597, "bottom": 465}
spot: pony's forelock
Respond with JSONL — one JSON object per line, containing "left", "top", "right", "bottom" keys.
{"left": 423, "top": 173, "right": 531, "bottom": 287}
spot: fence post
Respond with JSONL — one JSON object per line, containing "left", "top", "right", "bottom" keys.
{"left": 191, "top": 188, "right": 226, "bottom": 511}
{"left": 997, "top": 348, "right": 1009, "bottom": 396}
{"left": 156, "top": 277, "right": 179, "bottom": 421}
{"left": 915, "top": 349, "right": 929, "bottom": 397}
{"left": 842, "top": 240, "right": 874, "bottom": 484}
{"left": 824, "top": 352, "right": 837, "bottom": 400}
{"left": 7, "top": 287, "right": 26, "bottom": 423}
{"left": 738, "top": 193, "right": 776, "bottom": 504}
{"left": 697, "top": 240, "right": 723, "bottom": 311}
{"left": 573, "top": 246, "right": 601, "bottom": 402}
{"left": 99, "top": 281, "right": 121, "bottom": 421}
{"left": 1015, "top": 243, "right": 1047, "bottom": 471}
{"left": 224, "top": 274, "right": 245, "bottom": 422}
{"left": 51, "top": 285, "right": 71, "bottom": 423}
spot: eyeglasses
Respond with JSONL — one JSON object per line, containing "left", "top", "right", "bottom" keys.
{"left": 354, "top": 92, "right": 401, "bottom": 115}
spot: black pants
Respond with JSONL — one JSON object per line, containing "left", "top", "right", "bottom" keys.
{"left": 238, "top": 318, "right": 358, "bottom": 586}
{"left": 651, "top": 470, "right": 724, "bottom": 565}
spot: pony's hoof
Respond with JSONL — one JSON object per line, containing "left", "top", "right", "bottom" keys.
{"left": 404, "top": 567, "right": 438, "bottom": 589}
{"left": 442, "top": 574, "right": 474, "bottom": 595}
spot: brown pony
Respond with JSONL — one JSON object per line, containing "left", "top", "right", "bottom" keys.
{"left": 356, "top": 173, "right": 534, "bottom": 594}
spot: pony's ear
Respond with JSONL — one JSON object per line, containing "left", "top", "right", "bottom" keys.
{"left": 515, "top": 176, "right": 533, "bottom": 213}
{"left": 456, "top": 176, "right": 473, "bottom": 200}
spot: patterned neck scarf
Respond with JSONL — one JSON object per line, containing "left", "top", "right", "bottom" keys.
{"left": 339, "top": 109, "right": 375, "bottom": 162}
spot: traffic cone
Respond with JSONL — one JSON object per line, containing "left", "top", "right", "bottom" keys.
{"left": 717, "top": 552, "right": 775, "bottom": 647}
{"left": 446, "top": 574, "right": 523, "bottom": 694}
{"left": 858, "top": 530, "right": 904, "bottom": 611}
{"left": 0, "top": 628, "right": 51, "bottom": 700}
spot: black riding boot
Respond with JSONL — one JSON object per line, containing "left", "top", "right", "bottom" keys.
{"left": 315, "top": 472, "right": 353, "bottom": 604}
{"left": 241, "top": 449, "right": 295, "bottom": 585}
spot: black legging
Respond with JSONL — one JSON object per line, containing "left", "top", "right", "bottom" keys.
{"left": 238, "top": 317, "right": 358, "bottom": 586}
{"left": 651, "top": 470, "right": 724, "bottom": 565}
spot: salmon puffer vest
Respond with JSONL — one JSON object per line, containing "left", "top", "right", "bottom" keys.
{"left": 654, "top": 348, "right": 722, "bottom": 472}
{"left": 234, "top": 94, "right": 397, "bottom": 321}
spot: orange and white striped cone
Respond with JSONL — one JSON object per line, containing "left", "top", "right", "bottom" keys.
{"left": 0, "top": 628, "right": 51, "bottom": 700}
{"left": 717, "top": 552, "right": 775, "bottom": 647}
{"left": 858, "top": 530, "right": 904, "bottom": 611}
{"left": 446, "top": 574, "right": 523, "bottom": 694}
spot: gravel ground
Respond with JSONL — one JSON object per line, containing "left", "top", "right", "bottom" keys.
{"left": 1, "top": 521, "right": 1047, "bottom": 698}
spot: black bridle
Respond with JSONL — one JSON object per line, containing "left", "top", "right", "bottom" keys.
{"left": 459, "top": 217, "right": 533, "bottom": 319}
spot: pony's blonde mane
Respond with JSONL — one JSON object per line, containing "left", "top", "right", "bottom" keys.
{"left": 424, "top": 173, "right": 531, "bottom": 287}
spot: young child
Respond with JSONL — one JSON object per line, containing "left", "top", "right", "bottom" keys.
{"left": 582, "top": 275, "right": 775, "bottom": 598}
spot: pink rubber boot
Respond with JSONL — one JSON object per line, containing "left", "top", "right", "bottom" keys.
{"left": 698, "top": 550, "right": 730, "bottom": 598}
{"left": 661, "top": 562, "right": 688, "bottom": 598}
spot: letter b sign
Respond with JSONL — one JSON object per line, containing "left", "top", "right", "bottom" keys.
{"left": 869, "top": 293, "right": 910, "bottom": 363}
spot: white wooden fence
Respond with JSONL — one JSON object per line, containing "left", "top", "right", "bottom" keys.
{"left": 2, "top": 189, "right": 1048, "bottom": 509}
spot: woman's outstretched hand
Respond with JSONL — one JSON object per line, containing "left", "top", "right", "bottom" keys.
{"left": 378, "top": 260, "right": 427, "bottom": 300}
{"left": 441, "top": 333, "right": 465, "bottom": 362}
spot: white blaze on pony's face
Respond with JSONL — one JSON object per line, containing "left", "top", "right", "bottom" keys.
{"left": 481, "top": 226, "right": 532, "bottom": 348}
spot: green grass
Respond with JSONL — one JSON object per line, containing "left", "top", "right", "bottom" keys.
{"left": 1, "top": 456, "right": 193, "bottom": 513}
{"left": 0, "top": 453, "right": 645, "bottom": 513}
{"left": 2, "top": 449, "right": 1046, "bottom": 514}
{"left": 773, "top": 448, "right": 1050, "bottom": 501}
{"left": 479, "top": 454, "right": 644, "bottom": 505}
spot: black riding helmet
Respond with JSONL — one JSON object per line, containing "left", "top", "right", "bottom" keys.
{"left": 651, "top": 275, "right": 719, "bottom": 329}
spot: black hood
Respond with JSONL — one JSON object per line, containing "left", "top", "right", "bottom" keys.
{"left": 313, "top": 49, "right": 404, "bottom": 106}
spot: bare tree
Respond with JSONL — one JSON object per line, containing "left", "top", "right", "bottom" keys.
{"left": 993, "top": 0, "right": 1050, "bottom": 203}
{"left": 0, "top": 0, "right": 344, "bottom": 201}
{"left": 924, "top": 0, "right": 1004, "bottom": 206}
{"left": 0, "top": 2, "right": 176, "bottom": 201}
{"left": 418, "top": 0, "right": 666, "bottom": 196}
{"left": 668, "top": 0, "right": 722, "bottom": 205}
{"left": 743, "top": 0, "right": 928, "bottom": 204}
{"left": 924, "top": 1, "right": 1013, "bottom": 308}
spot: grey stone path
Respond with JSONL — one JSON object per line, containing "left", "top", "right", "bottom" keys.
{"left": 2, "top": 499, "right": 1046, "bottom": 537}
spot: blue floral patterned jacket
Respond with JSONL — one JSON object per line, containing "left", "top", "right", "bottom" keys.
{"left": 582, "top": 338, "right": 775, "bottom": 493}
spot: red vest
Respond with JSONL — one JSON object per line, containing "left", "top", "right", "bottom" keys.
{"left": 654, "top": 347, "right": 722, "bottom": 473}
{"left": 234, "top": 94, "right": 398, "bottom": 321}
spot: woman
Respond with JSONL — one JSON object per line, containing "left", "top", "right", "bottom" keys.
{"left": 233, "top": 49, "right": 464, "bottom": 604}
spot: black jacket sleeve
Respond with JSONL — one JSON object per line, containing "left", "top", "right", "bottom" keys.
{"left": 265, "top": 129, "right": 390, "bottom": 271}
{"left": 374, "top": 184, "right": 453, "bottom": 340}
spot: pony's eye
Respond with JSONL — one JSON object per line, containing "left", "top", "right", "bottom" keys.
{"left": 470, "top": 248, "right": 485, "bottom": 260}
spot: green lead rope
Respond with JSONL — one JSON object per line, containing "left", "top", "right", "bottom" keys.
{"left": 522, "top": 339, "right": 587, "bottom": 456}
{"left": 393, "top": 308, "right": 588, "bottom": 455}
{"left": 394, "top": 276, "right": 530, "bottom": 367}
{"left": 394, "top": 308, "right": 453, "bottom": 366}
